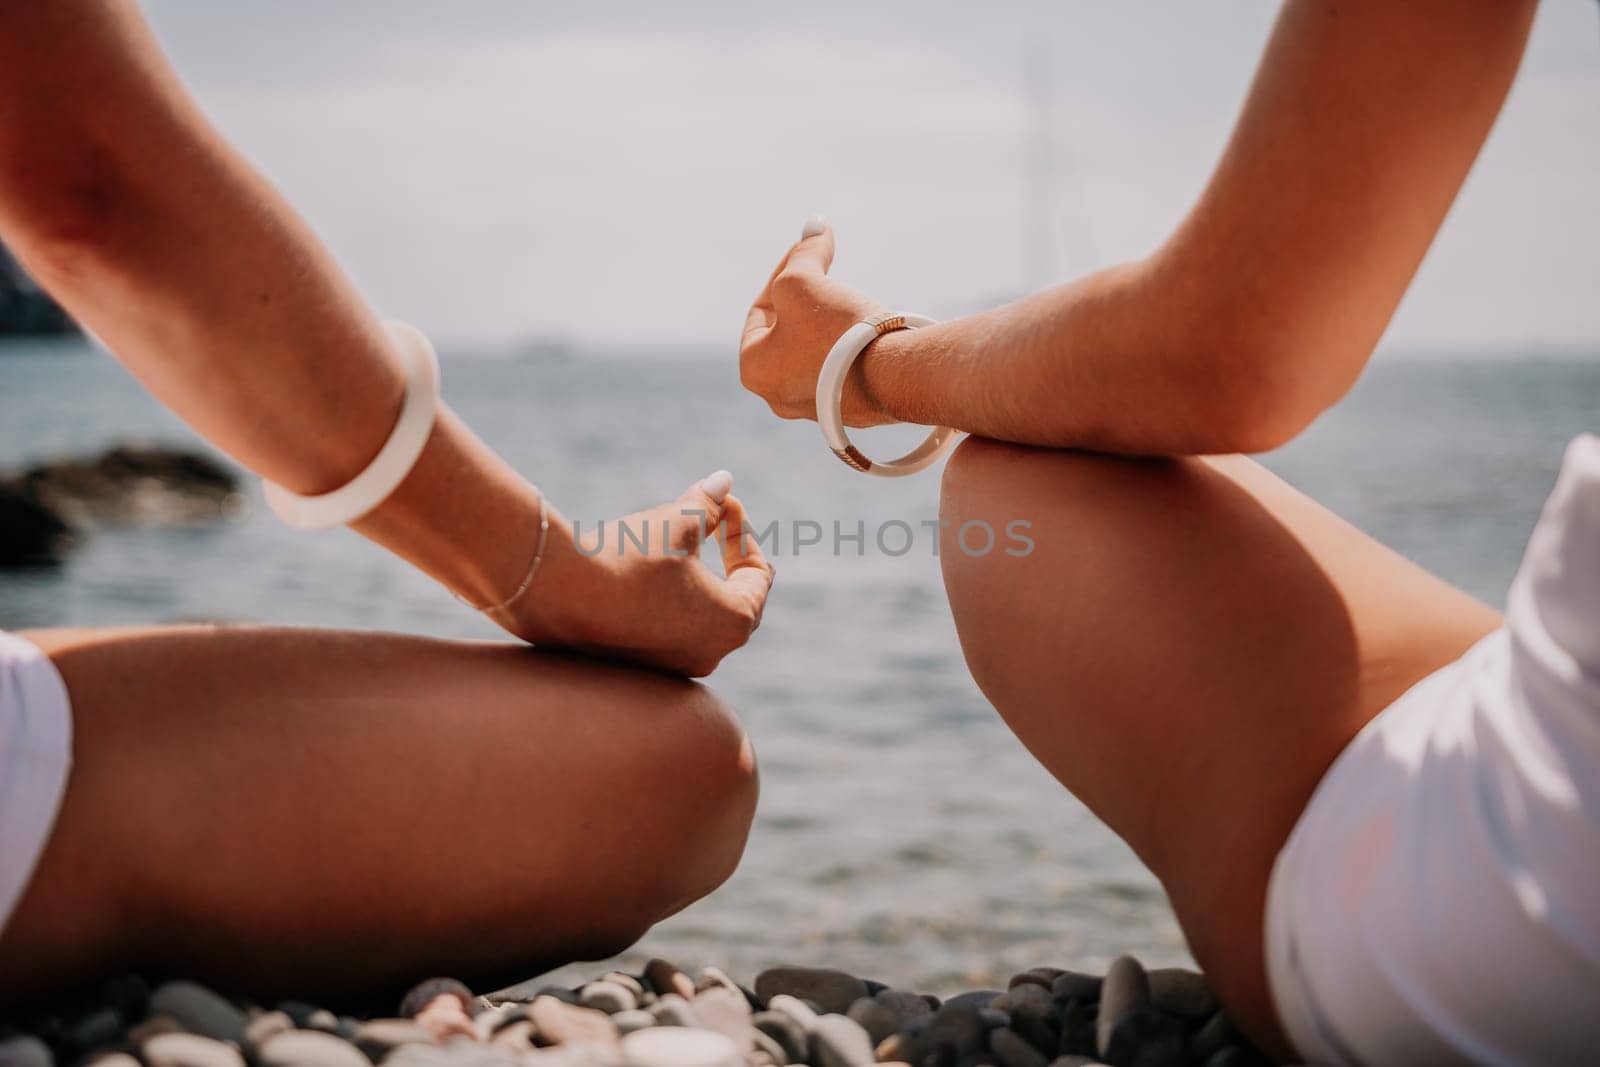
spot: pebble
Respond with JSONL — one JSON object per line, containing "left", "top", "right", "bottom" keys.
{"left": 1146, "top": 969, "right": 1218, "bottom": 1023}
{"left": 81, "top": 1054, "right": 140, "bottom": 1067}
{"left": 0, "top": 1036, "right": 53, "bottom": 1067}
{"left": 1008, "top": 968, "right": 1064, "bottom": 992}
{"left": 998, "top": 984, "right": 1058, "bottom": 1054}
{"left": 646, "top": 995, "right": 699, "bottom": 1029}
{"left": 243, "top": 1011, "right": 293, "bottom": 1051}
{"left": 754, "top": 968, "right": 867, "bottom": 1016}
{"left": 127, "top": 1017, "right": 183, "bottom": 1044}
{"left": 989, "top": 1026, "right": 1050, "bottom": 1067}
{"left": 809, "top": 1014, "right": 873, "bottom": 1067}
{"left": 943, "top": 989, "right": 1006, "bottom": 1012}
{"left": 642, "top": 960, "right": 696, "bottom": 1002}
{"left": 148, "top": 983, "right": 246, "bottom": 1046}
{"left": 352, "top": 1019, "right": 436, "bottom": 1059}
{"left": 1049, "top": 972, "right": 1104, "bottom": 1004}
{"left": 1095, "top": 957, "right": 1150, "bottom": 1058}
{"left": 415, "top": 997, "right": 475, "bottom": 1043}
{"left": 64, "top": 1009, "right": 123, "bottom": 1053}
{"left": 620, "top": 1027, "right": 741, "bottom": 1067}
{"left": 599, "top": 974, "right": 644, "bottom": 1001}
{"left": 400, "top": 979, "right": 477, "bottom": 1020}
{"left": 141, "top": 1033, "right": 246, "bottom": 1067}
{"left": 1050, "top": 1058, "right": 1109, "bottom": 1067}
{"left": 751, "top": 1012, "right": 808, "bottom": 1065}
{"left": 872, "top": 990, "right": 931, "bottom": 1029}
{"left": 490, "top": 1020, "right": 538, "bottom": 1052}
{"left": 610, "top": 1011, "right": 654, "bottom": 1036}
{"left": 1057, "top": 1000, "right": 1097, "bottom": 1059}
{"left": 687, "top": 989, "right": 750, "bottom": 1045}
{"left": 529, "top": 998, "right": 617, "bottom": 1046}
{"left": 926, "top": 1001, "right": 986, "bottom": 1058}
{"left": 764, "top": 995, "right": 819, "bottom": 1034}
{"left": 872, "top": 1015, "right": 931, "bottom": 1065}
{"left": 1099, "top": 1006, "right": 1187, "bottom": 1067}
{"left": 258, "top": 1032, "right": 367, "bottom": 1067}
{"left": 749, "top": 1027, "right": 789, "bottom": 1066}
{"left": 577, "top": 983, "right": 636, "bottom": 1016}
{"left": 844, "top": 998, "right": 897, "bottom": 1046}
{"left": 1190, "top": 1010, "right": 1241, "bottom": 1062}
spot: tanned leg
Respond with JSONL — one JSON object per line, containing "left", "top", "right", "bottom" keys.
{"left": 0, "top": 625, "right": 758, "bottom": 1008}
{"left": 937, "top": 438, "right": 1499, "bottom": 1058}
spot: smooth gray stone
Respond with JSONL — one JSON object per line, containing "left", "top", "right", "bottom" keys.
{"left": 354, "top": 1020, "right": 437, "bottom": 1059}
{"left": 646, "top": 995, "right": 699, "bottom": 1029}
{"left": 1095, "top": 958, "right": 1150, "bottom": 1058}
{"left": 921, "top": 994, "right": 943, "bottom": 1011}
{"left": 1099, "top": 1006, "right": 1186, "bottom": 1067}
{"left": 80, "top": 1054, "right": 140, "bottom": 1067}
{"left": 258, "top": 1032, "right": 367, "bottom": 1067}
{"left": 528, "top": 997, "right": 618, "bottom": 1045}
{"left": 67, "top": 1008, "right": 123, "bottom": 1053}
{"left": 1049, "top": 1058, "right": 1109, "bottom": 1067}
{"left": 751, "top": 1012, "right": 808, "bottom": 1065}
{"left": 578, "top": 983, "right": 636, "bottom": 1016}
{"left": 150, "top": 982, "right": 247, "bottom": 1045}
{"left": 1189, "top": 1011, "right": 1240, "bottom": 1062}
{"left": 690, "top": 989, "right": 751, "bottom": 1045}
{"left": 944, "top": 990, "right": 1006, "bottom": 1013}
{"left": 621, "top": 1028, "right": 741, "bottom": 1067}
{"left": 877, "top": 1014, "right": 932, "bottom": 1064}
{"left": 472, "top": 1006, "right": 523, "bottom": 1042}
{"left": 809, "top": 1014, "right": 873, "bottom": 1067}
{"left": 1056, "top": 1000, "right": 1096, "bottom": 1059}
{"left": 845, "top": 998, "right": 897, "bottom": 1046}
{"left": 643, "top": 960, "right": 695, "bottom": 1002}
{"left": 873, "top": 990, "right": 932, "bottom": 1030}
{"left": 763, "top": 995, "right": 819, "bottom": 1034}
{"left": 693, "top": 967, "right": 742, "bottom": 998}
{"left": 610, "top": 1011, "right": 654, "bottom": 1036}
{"left": 384, "top": 1044, "right": 523, "bottom": 1067}
{"left": 997, "top": 985, "right": 1058, "bottom": 1055}
{"left": 861, "top": 979, "right": 889, "bottom": 999}
{"left": 0, "top": 1036, "right": 52, "bottom": 1067}
{"left": 141, "top": 1034, "right": 246, "bottom": 1067}
{"left": 927, "top": 1001, "right": 987, "bottom": 1057}
{"left": 1049, "top": 973, "right": 1103, "bottom": 1005}
{"left": 754, "top": 968, "right": 868, "bottom": 1017}
{"left": 979, "top": 1009, "right": 1012, "bottom": 1030}
{"left": 599, "top": 974, "right": 644, "bottom": 1000}
{"left": 244, "top": 1011, "right": 293, "bottom": 1051}
{"left": 749, "top": 1028, "right": 789, "bottom": 1067}
{"left": 128, "top": 1017, "right": 183, "bottom": 1045}
{"left": 1146, "top": 970, "right": 1217, "bottom": 1023}
{"left": 489, "top": 1021, "right": 536, "bottom": 1052}
{"left": 522, "top": 1044, "right": 623, "bottom": 1067}
{"left": 1009, "top": 969, "right": 1065, "bottom": 992}
{"left": 989, "top": 1027, "right": 1049, "bottom": 1067}
{"left": 399, "top": 980, "right": 476, "bottom": 1019}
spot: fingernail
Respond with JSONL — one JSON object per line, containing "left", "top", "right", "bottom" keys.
{"left": 700, "top": 469, "right": 733, "bottom": 503}
{"left": 801, "top": 213, "right": 827, "bottom": 239}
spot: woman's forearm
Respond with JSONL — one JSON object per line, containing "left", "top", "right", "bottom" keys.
{"left": 0, "top": 1, "right": 556, "bottom": 614}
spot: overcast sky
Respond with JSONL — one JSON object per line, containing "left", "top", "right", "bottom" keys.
{"left": 143, "top": 1, "right": 1600, "bottom": 355}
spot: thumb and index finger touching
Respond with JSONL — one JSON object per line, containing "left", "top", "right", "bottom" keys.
{"left": 676, "top": 470, "right": 774, "bottom": 610}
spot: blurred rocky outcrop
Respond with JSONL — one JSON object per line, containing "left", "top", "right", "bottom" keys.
{"left": 0, "top": 445, "right": 241, "bottom": 567}
{"left": 0, "top": 240, "right": 77, "bottom": 336}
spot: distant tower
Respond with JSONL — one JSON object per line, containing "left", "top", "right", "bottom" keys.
{"left": 1022, "top": 34, "right": 1057, "bottom": 293}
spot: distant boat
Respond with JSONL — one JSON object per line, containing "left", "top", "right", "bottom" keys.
{"left": 0, "top": 240, "right": 79, "bottom": 338}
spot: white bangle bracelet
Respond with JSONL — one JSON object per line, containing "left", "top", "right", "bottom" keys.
{"left": 263, "top": 319, "right": 441, "bottom": 530}
{"left": 815, "top": 311, "right": 957, "bottom": 477}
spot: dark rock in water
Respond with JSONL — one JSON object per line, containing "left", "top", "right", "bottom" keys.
{"left": 1049, "top": 973, "right": 1103, "bottom": 1005}
{"left": 399, "top": 979, "right": 476, "bottom": 1019}
{"left": 1145, "top": 970, "right": 1216, "bottom": 1023}
{"left": 528, "top": 998, "right": 618, "bottom": 1045}
{"left": 844, "top": 997, "right": 897, "bottom": 1046}
{"left": 148, "top": 983, "right": 246, "bottom": 1046}
{"left": 753, "top": 968, "right": 867, "bottom": 1016}
{"left": 1094, "top": 959, "right": 1149, "bottom": 1057}
{"left": 751, "top": 1012, "right": 808, "bottom": 1065}
{"left": 0, "top": 480, "right": 74, "bottom": 567}
{"left": 989, "top": 1026, "right": 1050, "bottom": 1067}
{"left": 873, "top": 990, "right": 932, "bottom": 1030}
{"left": 927, "top": 1001, "right": 987, "bottom": 1058}
{"left": 140, "top": 1033, "right": 246, "bottom": 1067}
{"left": 1099, "top": 1006, "right": 1186, "bottom": 1067}
{"left": 256, "top": 1031, "right": 367, "bottom": 1067}
{"left": 20, "top": 446, "right": 239, "bottom": 527}
{"left": 642, "top": 960, "right": 695, "bottom": 1002}
{"left": 1056, "top": 1000, "right": 1096, "bottom": 1059}
{"left": 809, "top": 1014, "right": 873, "bottom": 1067}
{"left": 0, "top": 1035, "right": 53, "bottom": 1067}
{"left": 944, "top": 990, "right": 1005, "bottom": 1013}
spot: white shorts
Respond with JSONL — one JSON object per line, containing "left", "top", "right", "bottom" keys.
{"left": 0, "top": 630, "right": 73, "bottom": 933}
{"left": 1265, "top": 434, "right": 1600, "bottom": 1066}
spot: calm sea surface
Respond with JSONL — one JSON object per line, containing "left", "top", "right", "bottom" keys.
{"left": 1, "top": 339, "right": 1596, "bottom": 991}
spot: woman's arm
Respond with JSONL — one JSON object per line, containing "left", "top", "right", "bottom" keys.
{"left": 0, "top": 0, "right": 771, "bottom": 676}
{"left": 741, "top": 0, "right": 1539, "bottom": 455}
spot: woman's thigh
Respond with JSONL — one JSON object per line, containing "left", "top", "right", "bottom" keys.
{"left": 1, "top": 624, "right": 757, "bottom": 1005}
{"left": 937, "top": 438, "right": 1500, "bottom": 1053}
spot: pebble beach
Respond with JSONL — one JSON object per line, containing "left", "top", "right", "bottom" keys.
{"left": 0, "top": 959, "right": 1278, "bottom": 1067}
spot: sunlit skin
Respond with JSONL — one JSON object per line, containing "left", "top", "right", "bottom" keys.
{"left": 0, "top": 0, "right": 772, "bottom": 1003}
{"left": 740, "top": 0, "right": 1538, "bottom": 1057}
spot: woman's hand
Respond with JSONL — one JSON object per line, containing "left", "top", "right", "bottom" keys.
{"left": 740, "top": 216, "right": 895, "bottom": 427}
{"left": 508, "top": 471, "right": 775, "bottom": 678}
